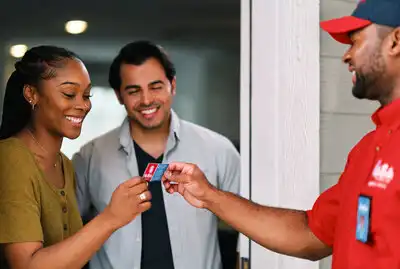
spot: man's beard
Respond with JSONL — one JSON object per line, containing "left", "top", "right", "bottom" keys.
{"left": 352, "top": 52, "right": 388, "bottom": 101}
{"left": 352, "top": 72, "right": 378, "bottom": 100}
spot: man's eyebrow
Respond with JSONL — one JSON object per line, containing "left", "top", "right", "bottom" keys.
{"left": 149, "top": 80, "right": 164, "bottom": 86}
{"left": 124, "top": 84, "right": 141, "bottom": 90}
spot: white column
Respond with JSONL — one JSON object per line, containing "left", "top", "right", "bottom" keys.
{"left": 238, "top": 0, "right": 251, "bottom": 265}
{"left": 240, "top": 0, "right": 321, "bottom": 268}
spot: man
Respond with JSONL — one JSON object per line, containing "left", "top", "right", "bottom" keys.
{"left": 161, "top": 0, "right": 400, "bottom": 268}
{"left": 72, "top": 41, "right": 240, "bottom": 269}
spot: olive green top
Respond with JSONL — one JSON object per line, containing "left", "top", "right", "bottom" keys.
{"left": 0, "top": 137, "right": 83, "bottom": 265}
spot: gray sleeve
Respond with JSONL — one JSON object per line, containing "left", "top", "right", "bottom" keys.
{"left": 72, "top": 142, "right": 94, "bottom": 220}
{"left": 217, "top": 138, "right": 241, "bottom": 195}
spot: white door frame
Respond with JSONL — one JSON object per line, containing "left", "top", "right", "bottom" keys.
{"left": 240, "top": 0, "right": 321, "bottom": 268}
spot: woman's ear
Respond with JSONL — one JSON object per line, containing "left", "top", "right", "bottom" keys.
{"left": 23, "top": 85, "right": 39, "bottom": 107}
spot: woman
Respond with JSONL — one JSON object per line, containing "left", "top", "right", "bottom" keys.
{"left": 0, "top": 45, "right": 152, "bottom": 269}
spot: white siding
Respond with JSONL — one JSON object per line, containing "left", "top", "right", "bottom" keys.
{"left": 319, "top": 0, "right": 376, "bottom": 268}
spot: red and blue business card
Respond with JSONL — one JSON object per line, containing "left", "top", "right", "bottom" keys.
{"left": 143, "top": 163, "right": 169, "bottom": 182}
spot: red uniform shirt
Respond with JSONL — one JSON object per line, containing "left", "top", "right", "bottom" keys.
{"left": 307, "top": 99, "right": 400, "bottom": 269}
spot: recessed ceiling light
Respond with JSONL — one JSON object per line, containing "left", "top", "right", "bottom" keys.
{"left": 10, "top": 44, "right": 28, "bottom": 58}
{"left": 65, "top": 20, "right": 88, "bottom": 34}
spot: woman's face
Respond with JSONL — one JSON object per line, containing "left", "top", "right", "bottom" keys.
{"left": 29, "top": 58, "right": 92, "bottom": 139}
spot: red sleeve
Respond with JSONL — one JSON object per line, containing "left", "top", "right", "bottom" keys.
{"left": 306, "top": 182, "right": 341, "bottom": 247}
{"left": 306, "top": 143, "right": 357, "bottom": 247}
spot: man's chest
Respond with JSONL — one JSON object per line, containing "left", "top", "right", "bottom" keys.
{"left": 334, "top": 134, "right": 400, "bottom": 267}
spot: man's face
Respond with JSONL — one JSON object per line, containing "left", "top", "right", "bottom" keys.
{"left": 115, "top": 58, "right": 176, "bottom": 130}
{"left": 343, "top": 25, "right": 391, "bottom": 102}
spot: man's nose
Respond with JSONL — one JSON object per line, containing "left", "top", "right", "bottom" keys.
{"left": 342, "top": 48, "right": 351, "bottom": 64}
{"left": 140, "top": 91, "right": 153, "bottom": 105}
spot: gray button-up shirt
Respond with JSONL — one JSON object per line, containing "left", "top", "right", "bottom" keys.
{"left": 72, "top": 111, "right": 240, "bottom": 269}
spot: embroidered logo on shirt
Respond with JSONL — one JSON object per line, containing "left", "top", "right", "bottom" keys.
{"left": 368, "top": 160, "right": 394, "bottom": 189}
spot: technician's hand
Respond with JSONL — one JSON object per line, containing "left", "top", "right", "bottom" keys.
{"left": 103, "top": 177, "right": 151, "bottom": 229}
{"left": 162, "top": 162, "right": 216, "bottom": 208}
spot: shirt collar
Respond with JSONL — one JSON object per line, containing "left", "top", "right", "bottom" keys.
{"left": 372, "top": 98, "right": 400, "bottom": 129}
{"left": 119, "top": 109, "right": 181, "bottom": 153}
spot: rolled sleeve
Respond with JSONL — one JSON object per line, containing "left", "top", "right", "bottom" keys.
{"left": 306, "top": 148, "right": 355, "bottom": 247}
{"left": 307, "top": 183, "right": 341, "bottom": 247}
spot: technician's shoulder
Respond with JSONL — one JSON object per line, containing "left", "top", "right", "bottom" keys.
{"left": 348, "top": 129, "right": 376, "bottom": 158}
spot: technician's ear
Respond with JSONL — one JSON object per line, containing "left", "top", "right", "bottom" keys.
{"left": 388, "top": 27, "right": 400, "bottom": 56}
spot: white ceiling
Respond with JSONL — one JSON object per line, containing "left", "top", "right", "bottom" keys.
{"left": 1, "top": 0, "right": 240, "bottom": 43}
{"left": 1, "top": 0, "right": 240, "bottom": 86}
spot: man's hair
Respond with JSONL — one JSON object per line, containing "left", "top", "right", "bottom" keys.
{"left": 108, "top": 40, "right": 176, "bottom": 91}
{"left": 376, "top": 25, "right": 394, "bottom": 41}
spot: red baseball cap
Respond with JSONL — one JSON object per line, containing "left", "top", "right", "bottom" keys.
{"left": 320, "top": 16, "right": 371, "bottom": 44}
{"left": 320, "top": 0, "right": 400, "bottom": 44}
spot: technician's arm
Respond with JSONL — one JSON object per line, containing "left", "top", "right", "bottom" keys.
{"left": 205, "top": 189, "right": 332, "bottom": 261}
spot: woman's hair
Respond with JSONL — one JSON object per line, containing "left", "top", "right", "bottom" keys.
{"left": 0, "top": 45, "right": 81, "bottom": 139}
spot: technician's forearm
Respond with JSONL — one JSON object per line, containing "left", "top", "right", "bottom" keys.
{"left": 204, "top": 189, "right": 331, "bottom": 260}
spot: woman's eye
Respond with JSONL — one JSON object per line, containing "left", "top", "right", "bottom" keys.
{"left": 63, "top": 93, "right": 75, "bottom": 99}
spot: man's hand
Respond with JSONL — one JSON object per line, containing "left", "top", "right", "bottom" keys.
{"left": 162, "top": 162, "right": 216, "bottom": 208}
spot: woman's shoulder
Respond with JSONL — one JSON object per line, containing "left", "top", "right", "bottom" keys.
{"left": 0, "top": 137, "right": 33, "bottom": 163}
{"left": 0, "top": 138, "right": 38, "bottom": 181}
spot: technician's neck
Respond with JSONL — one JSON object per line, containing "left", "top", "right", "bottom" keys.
{"left": 381, "top": 83, "right": 400, "bottom": 106}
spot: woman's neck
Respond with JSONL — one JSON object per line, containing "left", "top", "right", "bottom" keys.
{"left": 18, "top": 125, "right": 63, "bottom": 168}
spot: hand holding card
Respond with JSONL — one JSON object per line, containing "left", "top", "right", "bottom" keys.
{"left": 162, "top": 162, "right": 215, "bottom": 208}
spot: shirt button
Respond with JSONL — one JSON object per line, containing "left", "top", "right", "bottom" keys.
{"left": 376, "top": 146, "right": 380, "bottom": 151}
{"left": 62, "top": 207, "right": 68, "bottom": 213}
{"left": 388, "top": 130, "right": 392, "bottom": 134}
{"left": 60, "top": 191, "right": 65, "bottom": 196}
{"left": 63, "top": 224, "right": 68, "bottom": 231}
